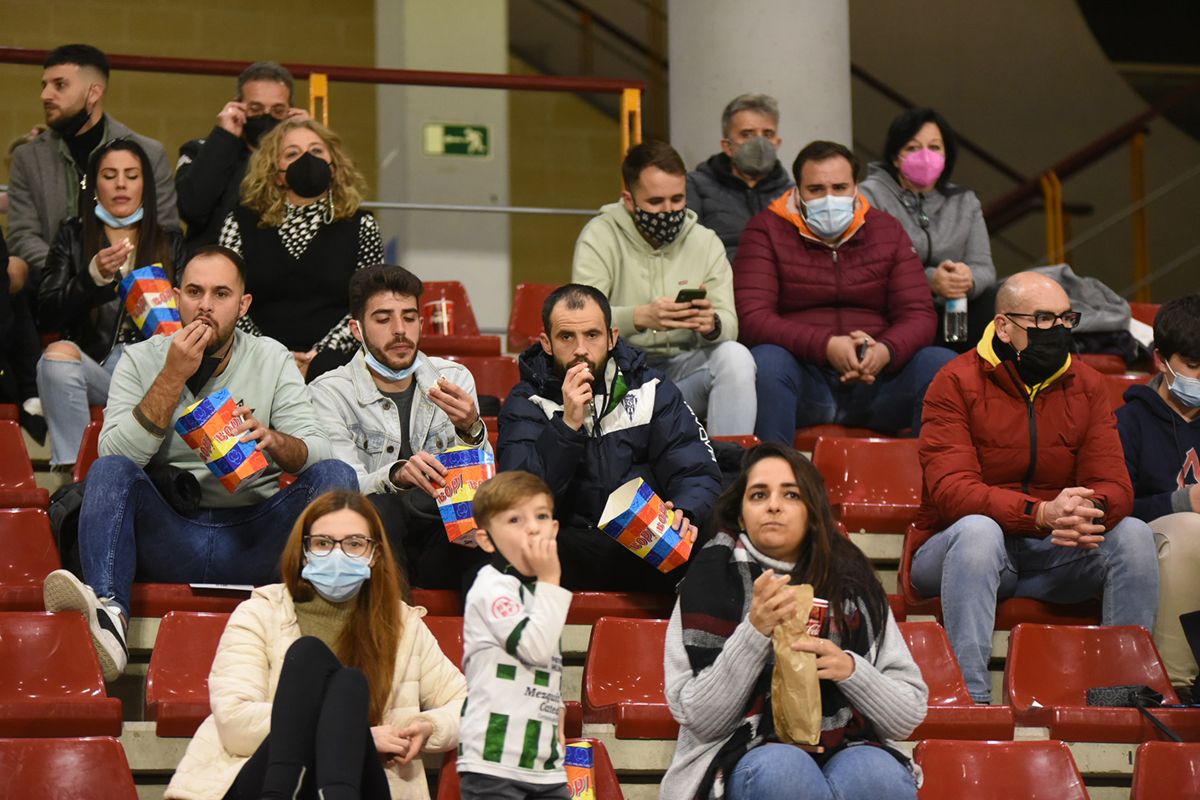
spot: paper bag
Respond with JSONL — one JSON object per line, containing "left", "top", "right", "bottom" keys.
{"left": 596, "top": 477, "right": 694, "bottom": 573}
{"left": 564, "top": 740, "right": 596, "bottom": 800}
{"left": 432, "top": 446, "right": 495, "bottom": 547}
{"left": 174, "top": 388, "right": 268, "bottom": 492}
{"left": 118, "top": 265, "right": 182, "bottom": 339}
{"left": 771, "top": 583, "right": 822, "bottom": 745}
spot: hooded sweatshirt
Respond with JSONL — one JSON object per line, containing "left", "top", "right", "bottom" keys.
{"left": 1116, "top": 375, "right": 1200, "bottom": 521}
{"left": 685, "top": 152, "right": 794, "bottom": 262}
{"left": 571, "top": 201, "right": 736, "bottom": 359}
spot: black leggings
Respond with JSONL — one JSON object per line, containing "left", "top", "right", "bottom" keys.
{"left": 222, "top": 637, "right": 390, "bottom": 800}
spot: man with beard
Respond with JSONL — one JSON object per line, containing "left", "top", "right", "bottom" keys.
{"left": 909, "top": 271, "right": 1159, "bottom": 703}
{"left": 175, "top": 61, "right": 309, "bottom": 251}
{"left": 7, "top": 44, "right": 178, "bottom": 279}
{"left": 685, "top": 93, "right": 793, "bottom": 263}
{"left": 42, "top": 246, "right": 355, "bottom": 681}
{"left": 308, "top": 264, "right": 492, "bottom": 588}
{"left": 499, "top": 283, "right": 720, "bottom": 593}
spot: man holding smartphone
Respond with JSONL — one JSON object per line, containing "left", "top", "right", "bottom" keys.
{"left": 572, "top": 140, "right": 757, "bottom": 436}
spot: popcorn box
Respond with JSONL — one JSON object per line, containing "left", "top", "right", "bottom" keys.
{"left": 174, "top": 388, "right": 268, "bottom": 493}
{"left": 564, "top": 741, "right": 595, "bottom": 800}
{"left": 597, "top": 477, "right": 694, "bottom": 573}
{"left": 433, "top": 446, "right": 495, "bottom": 547}
{"left": 118, "top": 265, "right": 182, "bottom": 339}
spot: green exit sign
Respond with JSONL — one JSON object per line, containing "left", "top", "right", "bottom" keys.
{"left": 422, "top": 123, "right": 491, "bottom": 157}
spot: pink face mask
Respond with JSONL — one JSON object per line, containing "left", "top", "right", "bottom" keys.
{"left": 899, "top": 148, "right": 945, "bottom": 189}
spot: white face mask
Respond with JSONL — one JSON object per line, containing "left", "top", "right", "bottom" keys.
{"left": 1166, "top": 361, "right": 1200, "bottom": 409}
{"left": 802, "top": 192, "right": 856, "bottom": 240}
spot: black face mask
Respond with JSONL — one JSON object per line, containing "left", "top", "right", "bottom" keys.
{"left": 242, "top": 114, "right": 280, "bottom": 148}
{"left": 284, "top": 151, "right": 332, "bottom": 199}
{"left": 1011, "top": 324, "right": 1072, "bottom": 386}
{"left": 50, "top": 100, "right": 92, "bottom": 138}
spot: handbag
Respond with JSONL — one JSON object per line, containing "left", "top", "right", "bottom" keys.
{"left": 1086, "top": 684, "right": 1182, "bottom": 742}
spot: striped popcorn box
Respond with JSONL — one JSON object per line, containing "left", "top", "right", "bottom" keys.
{"left": 564, "top": 741, "right": 595, "bottom": 799}
{"left": 174, "top": 388, "right": 269, "bottom": 492}
{"left": 118, "top": 264, "right": 182, "bottom": 339}
{"left": 432, "top": 446, "right": 496, "bottom": 547}
{"left": 597, "top": 477, "right": 695, "bottom": 573}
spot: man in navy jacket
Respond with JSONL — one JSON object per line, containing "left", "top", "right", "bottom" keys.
{"left": 1117, "top": 294, "right": 1200, "bottom": 693}
{"left": 499, "top": 284, "right": 721, "bottom": 592}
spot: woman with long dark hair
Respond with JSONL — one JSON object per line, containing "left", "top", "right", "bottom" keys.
{"left": 36, "top": 137, "right": 185, "bottom": 469}
{"left": 662, "top": 443, "right": 927, "bottom": 800}
{"left": 166, "top": 490, "right": 467, "bottom": 800}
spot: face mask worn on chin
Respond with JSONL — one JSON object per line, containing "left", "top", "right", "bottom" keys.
{"left": 242, "top": 114, "right": 280, "bottom": 148}
{"left": 285, "top": 151, "right": 333, "bottom": 199}
{"left": 802, "top": 193, "right": 857, "bottom": 240}
{"left": 731, "top": 136, "right": 777, "bottom": 180}
{"left": 632, "top": 207, "right": 685, "bottom": 247}
{"left": 899, "top": 148, "right": 945, "bottom": 189}
{"left": 50, "top": 97, "right": 93, "bottom": 138}
{"left": 1014, "top": 324, "right": 1071, "bottom": 386}
{"left": 302, "top": 549, "right": 372, "bottom": 603}
{"left": 1166, "top": 362, "right": 1200, "bottom": 408}
{"left": 364, "top": 346, "right": 419, "bottom": 382}
{"left": 94, "top": 203, "right": 143, "bottom": 229}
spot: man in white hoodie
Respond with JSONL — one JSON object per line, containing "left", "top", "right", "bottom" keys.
{"left": 571, "top": 140, "right": 756, "bottom": 436}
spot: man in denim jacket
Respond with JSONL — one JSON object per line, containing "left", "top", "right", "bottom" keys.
{"left": 309, "top": 264, "right": 492, "bottom": 588}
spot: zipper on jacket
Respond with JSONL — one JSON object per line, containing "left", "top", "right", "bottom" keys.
{"left": 1004, "top": 361, "right": 1039, "bottom": 493}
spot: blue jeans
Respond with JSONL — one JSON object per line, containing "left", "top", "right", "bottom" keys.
{"left": 77, "top": 455, "right": 358, "bottom": 617}
{"left": 727, "top": 743, "right": 916, "bottom": 800}
{"left": 751, "top": 344, "right": 955, "bottom": 445}
{"left": 910, "top": 514, "right": 1160, "bottom": 702}
{"left": 37, "top": 344, "right": 123, "bottom": 467}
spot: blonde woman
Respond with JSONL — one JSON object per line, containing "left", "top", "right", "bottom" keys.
{"left": 218, "top": 119, "right": 383, "bottom": 381}
{"left": 166, "top": 490, "right": 467, "bottom": 800}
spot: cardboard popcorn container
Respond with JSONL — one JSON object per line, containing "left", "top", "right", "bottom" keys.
{"left": 597, "top": 477, "right": 694, "bottom": 573}
{"left": 174, "top": 388, "right": 268, "bottom": 492}
{"left": 118, "top": 264, "right": 182, "bottom": 339}
{"left": 564, "top": 741, "right": 596, "bottom": 800}
{"left": 433, "top": 446, "right": 495, "bottom": 547}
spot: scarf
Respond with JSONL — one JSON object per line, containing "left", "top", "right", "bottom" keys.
{"left": 679, "top": 530, "right": 884, "bottom": 800}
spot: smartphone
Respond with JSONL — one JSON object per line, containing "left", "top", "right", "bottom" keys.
{"left": 857, "top": 340, "right": 871, "bottom": 362}
{"left": 674, "top": 288, "right": 707, "bottom": 304}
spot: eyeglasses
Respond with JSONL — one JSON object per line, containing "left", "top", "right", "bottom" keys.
{"left": 1004, "top": 311, "right": 1083, "bottom": 330}
{"left": 303, "top": 535, "right": 376, "bottom": 560}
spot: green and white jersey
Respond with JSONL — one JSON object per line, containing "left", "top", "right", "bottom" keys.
{"left": 457, "top": 563, "right": 572, "bottom": 784}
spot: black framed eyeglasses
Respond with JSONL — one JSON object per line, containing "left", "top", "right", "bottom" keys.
{"left": 303, "top": 535, "right": 376, "bottom": 560}
{"left": 1004, "top": 311, "right": 1083, "bottom": 330}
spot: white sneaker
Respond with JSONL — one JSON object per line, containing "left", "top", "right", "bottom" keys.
{"left": 43, "top": 569, "right": 128, "bottom": 681}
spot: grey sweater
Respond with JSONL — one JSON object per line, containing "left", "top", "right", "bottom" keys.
{"left": 858, "top": 162, "right": 995, "bottom": 302}
{"left": 661, "top": 545, "right": 927, "bottom": 799}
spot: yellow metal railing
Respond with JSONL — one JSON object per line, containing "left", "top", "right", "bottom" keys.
{"left": 308, "top": 72, "right": 329, "bottom": 126}
{"left": 620, "top": 87, "right": 643, "bottom": 157}
{"left": 1040, "top": 171, "right": 1065, "bottom": 265}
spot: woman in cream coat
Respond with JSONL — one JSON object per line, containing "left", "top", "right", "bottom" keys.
{"left": 166, "top": 490, "right": 467, "bottom": 800}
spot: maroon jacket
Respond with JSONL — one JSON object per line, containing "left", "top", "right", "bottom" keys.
{"left": 733, "top": 192, "right": 935, "bottom": 371}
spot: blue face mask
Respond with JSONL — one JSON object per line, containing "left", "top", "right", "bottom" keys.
{"left": 803, "top": 193, "right": 856, "bottom": 240}
{"left": 94, "top": 203, "right": 144, "bottom": 229}
{"left": 1167, "top": 362, "right": 1200, "bottom": 409}
{"left": 363, "top": 346, "right": 419, "bottom": 382}
{"left": 301, "top": 549, "right": 372, "bottom": 603}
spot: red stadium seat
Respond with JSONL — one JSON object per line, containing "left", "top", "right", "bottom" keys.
{"left": 1105, "top": 372, "right": 1152, "bottom": 412}
{"left": 421, "top": 334, "right": 503, "bottom": 358}
{"left": 424, "top": 616, "right": 464, "bottom": 671}
{"left": 145, "top": 611, "right": 229, "bottom": 737}
{"left": 712, "top": 434, "right": 761, "bottom": 448}
{"left": 567, "top": 592, "right": 675, "bottom": 625}
{"left": 443, "top": 355, "right": 519, "bottom": 402}
{"left": 0, "top": 612, "right": 122, "bottom": 736}
{"left": 73, "top": 421, "right": 102, "bottom": 483}
{"left": 410, "top": 589, "right": 464, "bottom": 616}
{"left": 813, "top": 437, "right": 921, "bottom": 534}
{"left": 1130, "top": 741, "right": 1200, "bottom": 800}
{"left": 129, "top": 584, "right": 252, "bottom": 617}
{"left": 914, "top": 739, "right": 1089, "bottom": 800}
{"left": 0, "top": 404, "right": 16, "bottom": 421}
{"left": 582, "top": 617, "right": 676, "bottom": 739}
{"left": 0, "top": 736, "right": 137, "bottom": 799}
{"left": 0, "top": 420, "right": 49, "bottom": 508}
{"left": 1129, "top": 302, "right": 1160, "bottom": 327}
{"left": 899, "top": 621, "right": 1014, "bottom": 740}
{"left": 437, "top": 738, "right": 621, "bottom": 800}
{"left": 1005, "top": 624, "right": 1200, "bottom": 741}
{"left": 422, "top": 281, "right": 481, "bottom": 335}
{"left": 888, "top": 594, "right": 907, "bottom": 621}
{"left": 0, "top": 508, "right": 60, "bottom": 611}
{"left": 793, "top": 424, "right": 884, "bottom": 452}
{"left": 1077, "top": 353, "right": 1127, "bottom": 374}
{"left": 507, "top": 282, "right": 556, "bottom": 353}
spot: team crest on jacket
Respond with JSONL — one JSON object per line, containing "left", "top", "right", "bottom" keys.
{"left": 621, "top": 394, "right": 638, "bottom": 420}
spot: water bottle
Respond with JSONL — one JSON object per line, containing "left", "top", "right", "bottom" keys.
{"left": 944, "top": 297, "right": 968, "bottom": 343}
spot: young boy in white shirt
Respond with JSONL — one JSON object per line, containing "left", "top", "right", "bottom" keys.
{"left": 457, "top": 471, "right": 572, "bottom": 799}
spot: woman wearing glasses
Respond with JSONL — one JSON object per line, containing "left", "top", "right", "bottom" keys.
{"left": 859, "top": 108, "right": 996, "bottom": 348}
{"left": 166, "top": 490, "right": 467, "bottom": 800}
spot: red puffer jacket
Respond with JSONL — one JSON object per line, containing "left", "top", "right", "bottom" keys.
{"left": 912, "top": 330, "right": 1133, "bottom": 553}
{"left": 733, "top": 190, "right": 935, "bottom": 371}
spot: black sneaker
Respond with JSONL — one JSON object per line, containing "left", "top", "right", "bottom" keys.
{"left": 43, "top": 569, "right": 128, "bottom": 681}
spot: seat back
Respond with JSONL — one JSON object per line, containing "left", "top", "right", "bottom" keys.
{"left": 437, "top": 738, "right": 622, "bottom": 800}
{"left": 507, "top": 282, "right": 556, "bottom": 353}
{"left": 1129, "top": 302, "right": 1160, "bottom": 327}
{"left": 0, "top": 736, "right": 138, "bottom": 799}
{"left": 914, "top": 739, "right": 1089, "bottom": 800}
{"left": 899, "top": 621, "right": 973, "bottom": 706}
{"left": 0, "top": 509, "right": 61, "bottom": 600}
{"left": 424, "top": 616, "right": 464, "bottom": 671}
{"left": 73, "top": 420, "right": 103, "bottom": 483}
{"left": 144, "top": 611, "right": 230, "bottom": 735}
{"left": 443, "top": 355, "right": 520, "bottom": 403}
{"left": 1005, "top": 624, "right": 1178, "bottom": 712}
{"left": 1105, "top": 372, "right": 1151, "bottom": 412}
{"left": 422, "top": 281, "right": 480, "bottom": 336}
{"left": 1131, "top": 741, "right": 1200, "bottom": 799}
{"left": 812, "top": 436, "right": 921, "bottom": 531}
{"left": 582, "top": 617, "right": 669, "bottom": 716}
{"left": 0, "top": 420, "right": 36, "bottom": 490}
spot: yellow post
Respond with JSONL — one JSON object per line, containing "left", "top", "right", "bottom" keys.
{"left": 308, "top": 72, "right": 329, "bottom": 127}
{"left": 1041, "top": 172, "right": 1065, "bottom": 264}
{"left": 1130, "top": 131, "right": 1150, "bottom": 302}
{"left": 620, "top": 87, "right": 642, "bottom": 158}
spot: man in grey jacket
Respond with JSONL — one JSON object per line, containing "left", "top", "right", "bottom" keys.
{"left": 309, "top": 264, "right": 492, "bottom": 589}
{"left": 7, "top": 44, "right": 179, "bottom": 280}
